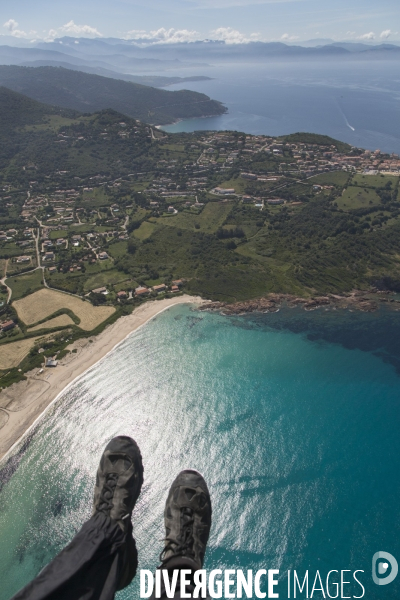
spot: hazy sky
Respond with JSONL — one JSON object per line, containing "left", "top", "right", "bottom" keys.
{"left": 1, "top": 0, "right": 399, "bottom": 43}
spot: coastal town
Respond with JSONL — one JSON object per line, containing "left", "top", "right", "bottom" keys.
{"left": 1, "top": 127, "right": 399, "bottom": 300}
{"left": 0, "top": 108, "right": 399, "bottom": 398}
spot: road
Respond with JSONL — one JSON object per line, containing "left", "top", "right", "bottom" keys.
{"left": 32, "top": 226, "right": 50, "bottom": 288}
{"left": 0, "top": 260, "right": 12, "bottom": 303}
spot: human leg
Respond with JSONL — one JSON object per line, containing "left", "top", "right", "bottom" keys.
{"left": 11, "top": 436, "right": 144, "bottom": 600}
{"left": 150, "top": 469, "right": 212, "bottom": 600}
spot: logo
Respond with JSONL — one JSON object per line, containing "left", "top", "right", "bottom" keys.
{"left": 372, "top": 552, "right": 398, "bottom": 585}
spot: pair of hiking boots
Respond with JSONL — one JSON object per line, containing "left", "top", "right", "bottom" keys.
{"left": 92, "top": 436, "right": 212, "bottom": 571}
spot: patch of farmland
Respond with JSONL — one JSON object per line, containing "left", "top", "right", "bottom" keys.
{"left": 13, "top": 289, "right": 115, "bottom": 330}
{"left": 0, "top": 337, "right": 41, "bottom": 370}
{"left": 336, "top": 186, "right": 380, "bottom": 210}
{"left": 159, "top": 202, "right": 232, "bottom": 233}
{"left": 28, "top": 314, "right": 75, "bottom": 331}
{"left": 133, "top": 221, "right": 156, "bottom": 240}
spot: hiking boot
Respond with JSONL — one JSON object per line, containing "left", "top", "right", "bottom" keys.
{"left": 161, "top": 469, "right": 212, "bottom": 570}
{"left": 92, "top": 436, "right": 144, "bottom": 532}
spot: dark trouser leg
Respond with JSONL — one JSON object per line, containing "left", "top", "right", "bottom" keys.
{"left": 10, "top": 512, "right": 138, "bottom": 600}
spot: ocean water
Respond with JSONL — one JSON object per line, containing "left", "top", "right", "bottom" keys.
{"left": 0, "top": 304, "right": 400, "bottom": 599}
{"left": 160, "top": 62, "right": 400, "bottom": 155}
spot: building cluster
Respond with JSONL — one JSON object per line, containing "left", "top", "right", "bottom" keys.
{"left": 195, "top": 134, "right": 400, "bottom": 177}
{"left": 0, "top": 319, "right": 16, "bottom": 332}
{"left": 1, "top": 128, "right": 399, "bottom": 297}
{"left": 91, "top": 279, "right": 184, "bottom": 300}
{"left": 133, "top": 279, "right": 184, "bottom": 297}
{"left": 0, "top": 228, "right": 17, "bottom": 242}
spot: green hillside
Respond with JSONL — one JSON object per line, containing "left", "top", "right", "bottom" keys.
{"left": 0, "top": 66, "right": 226, "bottom": 125}
{"left": 0, "top": 87, "right": 400, "bottom": 383}
{"left": 0, "top": 86, "right": 76, "bottom": 131}
{"left": 0, "top": 88, "right": 399, "bottom": 302}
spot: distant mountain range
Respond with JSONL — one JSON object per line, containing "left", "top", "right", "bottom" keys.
{"left": 119, "top": 40, "right": 400, "bottom": 63}
{"left": 0, "top": 39, "right": 399, "bottom": 79}
{"left": 0, "top": 37, "right": 398, "bottom": 126}
{"left": 0, "top": 66, "right": 226, "bottom": 125}
{"left": 0, "top": 44, "right": 210, "bottom": 73}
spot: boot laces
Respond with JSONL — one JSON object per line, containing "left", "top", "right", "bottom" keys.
{"left": 97, "top": 472, "right": 119, "bottom": 515}
{"left": 161, "top": 507, "right": 195, "bottom": 561}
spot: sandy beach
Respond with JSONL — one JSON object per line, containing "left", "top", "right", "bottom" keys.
{"left": 0, "top": 295, "right": 207, "bottom": 462}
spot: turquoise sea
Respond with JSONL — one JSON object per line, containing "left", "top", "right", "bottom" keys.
{"left": 0, "top": 303, "right": 400, "bottom": 599}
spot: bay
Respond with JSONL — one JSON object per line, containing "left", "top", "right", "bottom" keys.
{"left": 160, "top": 62, "right": 400, "bottom": 155}
{"left": 0, "top": 304, "right": 400, "bottom": 599}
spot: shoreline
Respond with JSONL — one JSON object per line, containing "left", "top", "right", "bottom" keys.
{"left": 1, "top": 288, "right": 398, "bottom": 463}
{"left": 157, "top": 110, "right": 228, "bottom": 130}
{"left": 199, "top": 290, "right": 400, "bottom": 316}
{"left": 0, "top": 295, "right": 208, "bottom": 463}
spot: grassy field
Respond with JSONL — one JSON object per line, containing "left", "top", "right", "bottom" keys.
{"left": 214, "top": 177, "right": 244, "bottom": 193}
{"left": 353, "top": 174, "right": 399, "bottom": 188}
{"left": 68, "top": 224, "right": 96, "bottom": 234}
{"left": 0, "top": 243, "right": 24, "bottom": 259}
{"left": 25, "top": 114, "right": 92, "bottom": 133}
{"left": 28, "top": 314, "right": 75, "bottom": 331}
{"left": 133, "top": 222, "right": 156, "bottom": 240}
{"left": 85, "top": 260, "right": 114, "bottom": 274}
{"left": 7, "top": 269, "right": 43, "bottom": 301}
{"left": 336, "top": 186, "right": 381, "bottom": 210}
{"left": 80, "top": 187, "right": 109, "bottom": 207}
{"left": 309, "top": 172, "right": 350, "bottom": 186}
{"left": 133, "top": 207, "right": 149, "bottom": 221}
{"left": 84, "top": 269, "right": 127, "bottom": 291}
{"left": 158, "top": 203, "right": 232, "bottom": 234}
{"left": 49, "top": 229, "right": 68, "bottom": 240}
{"left": 107, "top": 241, "right": 128, "bottom": 259}
{"left": 45, "top": 260, "right": 119, "bottom": 295}
{"left": 13, "top": 288, "right": 115, "bottom": 330}
{"left": 7, "top": 257, "right": 36, "bottom": 276}
{"left": 0, "top": 337, "right": 42, "bottom": 369}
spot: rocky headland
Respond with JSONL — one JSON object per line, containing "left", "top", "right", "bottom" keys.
{"left": 199, "top": 290, "right": 400, "bottom": 316}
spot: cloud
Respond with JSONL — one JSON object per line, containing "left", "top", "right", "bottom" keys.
{"left": 59, "top": 20, "right": 103, "bottom": 37}
{"left": 357, "top": 32, "right": 375, "bottom": 40}
{"left": 45, "top": 20, "right": 103, "bottom": 40}
{"left": 210, "top": 27, "right": 262, "bottom": 43}
{"left": 3, "top": 18, "right": 27, "bottom": 38}
{"left": 380, "top": 29, "right": 391, "bottom": 39}
{"left": 281, "top": 33, "right": 299, "bottom": 41}
{"left": 126, "top": 26, "right": 263, "bottom": 45}
{"left": 3, "top": 19, "right": 18, "bottom": 32}
{"left": 211, "top": 27, "right": 247, "bottom": 43}
{"left": 126, "top": 27, "right": 200, "bottom": 43}
{"left": 127, "top": 26, "right": 264, "bottom": 45}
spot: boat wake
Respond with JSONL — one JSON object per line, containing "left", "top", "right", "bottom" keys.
{"left": 337, "top": 100, "right": 355, "bottom": 131}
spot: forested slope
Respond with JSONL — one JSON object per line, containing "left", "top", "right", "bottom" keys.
{"left": 0, "top": 66, "right": 226, "bottom": 125}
